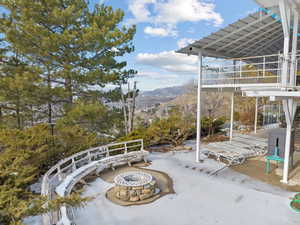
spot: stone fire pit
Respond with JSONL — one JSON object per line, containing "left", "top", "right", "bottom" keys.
{"left": 114, "top": 171, "right": 158, "bottom": 202}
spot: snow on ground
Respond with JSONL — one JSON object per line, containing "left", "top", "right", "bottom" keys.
{"left": 23, "top": 216, "right": 42, "bottom": 225}
{"left": 73, "top": 146, "right": 300, "bottom": 225}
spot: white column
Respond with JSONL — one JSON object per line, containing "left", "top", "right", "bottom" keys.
{"left": 282, "top": 99, "right": 293, "bottom": 183}
{"left": 230, "top": 92, "right": 234, "bottom": 141}
{"left": 254, "top": 97, "right": 258, "bottom": 133}
{"left": 196, "top": 51, "right": 203, "bottom": 163}
{"left": 290, "top": 9, "right": 298, "bottom": 86}
{"left": 283, "top": 121, "right": 292, "bottom": 183}
{"left": 279, "top": 0, "right": 291, "bottom": 87}
{"left": 279, "top": 0, "right": 293, "bottom": 184}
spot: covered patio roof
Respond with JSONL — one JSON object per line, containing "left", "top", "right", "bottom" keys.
{"left": 177, "top": 10, "right": 288, "bottom": 58}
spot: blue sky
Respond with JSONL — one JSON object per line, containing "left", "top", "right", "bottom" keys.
{"left": 97, "top": 0, "right": 259, "bottom": 91}
{"left": 9, "top": 0, "right": 260, "bottom": 91}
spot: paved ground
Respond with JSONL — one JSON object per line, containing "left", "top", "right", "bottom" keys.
{"left": 73, "top": 142, "right": 300, "bottom": 225}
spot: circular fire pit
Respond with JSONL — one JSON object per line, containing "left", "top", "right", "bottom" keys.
{"left": 114, "top": 172, "right": 158, "bottom": 202}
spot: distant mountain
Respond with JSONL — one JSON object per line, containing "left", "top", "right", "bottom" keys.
{"left": 136, "top": 85, "right": 190, "bottom": 109}
{"left": 140, "top": 85, "right": 188, "bottom": 97}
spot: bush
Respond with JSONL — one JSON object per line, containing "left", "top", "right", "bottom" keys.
{"left": 0, "top": 124, "right": 99, "bottom": 224}
{"left": 120, "top": 111, "right": 195, "bottom": 147}
{"left": 201, "top": 116, "right": 226, "bottom": 136}
{"left": 121, "top": 113, "right": 226, "bottom": 148}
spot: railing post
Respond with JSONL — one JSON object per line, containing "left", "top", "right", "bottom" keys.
{"left": 57, "top": 167, "right": 63, "bottom": 181}
{"left": 88, "top": 151, "right": 92, "bottom": 163}
{"left": 124, "top": 143, "right": 128, "bottom": 154}
{"left": 263, "top": 56, "right": 266, "bottom": 77}
{"left": 141, "top": 139, "right": 144, "bottom": 151}
{"left": 106, "top": 146, "right": 110, "bottom": 157}
{"left": 72, "top": 158, "right": 76, "bottom": 171}
{"left": 277, "top": 53, "right": 282, "bottom": 83}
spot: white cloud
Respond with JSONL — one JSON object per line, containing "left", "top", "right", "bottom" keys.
{"left": 154, "top": 0, "right": 223, "bottom": 26}
{"left": 144, "top": 26, "right": 177, "bottom": 37}
{"left": 136, "top": 51, "right": 198, "bottom": 74}
{"left": 127, "top": 0, "right": 155, "bottom": 24}
{"left": 128, "top": 0, "right": 223, "bottom": 37}
{"left": 177, "top": 38, "right": 195, "bottom": 48}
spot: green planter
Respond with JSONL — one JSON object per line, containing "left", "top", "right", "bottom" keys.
{"left": 290, "top": 193, "right": 300, "bottom": 213}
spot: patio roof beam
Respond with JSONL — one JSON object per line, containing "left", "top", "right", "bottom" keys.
{"left": 201, "top": 13, "right": 273, "bottom": 50}
{"left": 226, "top": 24, "right": 282, "bottom": 54}
{"left": 244, "top": 36, "right": 283, "bottom": 56}
{"left": 230, "top": 28, "right": 283, "bottom": 55}
{"left": 217, "top": 19, "right": 279, "bottom": 52}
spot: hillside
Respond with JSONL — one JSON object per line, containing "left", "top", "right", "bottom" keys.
{"left": 136, "top": 84, "right": 190, "bottom": 109}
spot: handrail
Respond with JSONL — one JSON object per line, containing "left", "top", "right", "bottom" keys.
{"left": 202, "top": 53, "right": 284, "bottom": 87}
{"left": 41, "top": 139, "right": 144, "bottom": 225}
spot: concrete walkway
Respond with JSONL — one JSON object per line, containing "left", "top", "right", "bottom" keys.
{"left": 73, "top": 146, "right": 300, "bottom": 225}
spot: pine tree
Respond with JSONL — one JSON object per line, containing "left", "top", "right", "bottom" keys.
{"left": 0, "top": 0, "right": 136, "bottom": 123}
{"left": 0, "top": 50, "right": 42, "bottom": 129}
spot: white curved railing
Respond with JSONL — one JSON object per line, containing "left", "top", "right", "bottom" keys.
{"left": 41, "top": 139, "right": 145, "bottom": 225}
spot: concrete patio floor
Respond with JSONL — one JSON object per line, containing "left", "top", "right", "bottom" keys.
{"left": 73, "top": 143, "right": 300, "bottom": 225}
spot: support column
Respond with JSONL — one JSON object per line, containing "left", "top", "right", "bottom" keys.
{"left": 254, "top": 97, "right": 258, "bottom": 133}
{"left": 282, "top": 99, "right": 296, "bottom": 183}
{"left": 290, "top": 9, "right": 298, "bottom": 86}
{"left": 230, "top": 92, "right": 234, "bottom": 141}
{"left": 279, "top": 0, "right": 292, "bottom": 184}
{"left": 279, "top": 0, "right": 291, "bottom": 87}
{"left": 196, "top": 51, "right": 203, "bottom": 163}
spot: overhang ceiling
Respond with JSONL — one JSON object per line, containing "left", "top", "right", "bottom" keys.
{"left": 176, "top": 10, "right": 286, "bottom": 58}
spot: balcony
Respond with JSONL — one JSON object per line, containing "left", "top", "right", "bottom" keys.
{"left": 201, "top": 53, "right": 284, "bottom": 91}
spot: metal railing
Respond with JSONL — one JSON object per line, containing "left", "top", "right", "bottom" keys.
{"left": 202, "top": 53, "right": 285, "bottom": 87}
{"left": 41, "top": 139, "right": 144, "bottom": 225}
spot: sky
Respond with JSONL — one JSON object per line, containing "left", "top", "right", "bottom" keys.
{"left": 1, "top": 0, "right": 260, "bottom": 91}
{"left": 8, "top": 0, "right": 261, "bottom": 92}
{"left": 97, "top": 0, "right": 260, "bottom": 91}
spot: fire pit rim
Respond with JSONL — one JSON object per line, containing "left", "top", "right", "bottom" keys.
{"left": 114, "top": 171, "right": 153, "bottom": 187}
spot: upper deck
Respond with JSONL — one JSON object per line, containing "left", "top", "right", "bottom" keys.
{"left": 201, "top": 53, "right": 283, "bottom": 92}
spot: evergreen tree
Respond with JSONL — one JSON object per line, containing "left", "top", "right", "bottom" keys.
{"left": 0, "top": 50, "right": 42, "bottom": 129}
{"left": 0, "top": 0, "right": 136, "bottom": 124}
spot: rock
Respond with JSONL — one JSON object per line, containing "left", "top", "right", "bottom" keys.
{"left": 119, "top": 185, "right": 128, "bottom": 190}
{"left": 129, "top": 190, "right": 137, "bottom": 197}
{"left": 142, "top": 189, "right": 151, "bottom": 194}
{"left": 120, "top": 195, "right": 130, "bottom": 201}
{"left": 132, "top": 186, "right": 143, "bottom": 190}
{"left": 139, "top": 193, "right": 152, "bottom": 200}
{"left": 129, "top": 196, "right": 140, "bottom": 202}
{"left": 119, "top": 190, "right": 128, "bottom": 197}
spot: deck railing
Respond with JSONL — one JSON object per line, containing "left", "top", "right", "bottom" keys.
{"left": 202, "top": 53, "right": 287, "bottom": 87}
{"left": 41, "top": 139, "right": 144, "bottom": 225}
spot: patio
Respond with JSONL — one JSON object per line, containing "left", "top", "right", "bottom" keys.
{"left": 73, "top": 145, "right": 300, "bottom": 225}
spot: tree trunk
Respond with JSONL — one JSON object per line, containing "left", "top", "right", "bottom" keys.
{"left": 16, "top": 103, "right": 21, "bottom": 129}
{"left": 47, "top": 71, "right": 52, "bottom": 124}
{"left": 127, "top": 83, "right": 132, "bottom": 132}
{"left": 0, "top": 106, "right": 2, "bottom": 124}
{"left": 65, "top": 74, "right": 73, "bottom": 111}
{"left": 120, "top": 85, "right": 128, "bottom": 135}
{"left": 130, "top": 81, "right": 137, "bottom": 132}
{"left": 30, "top": 105, "right": 34, "bottom": 126}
